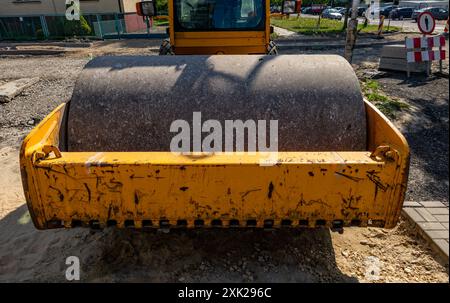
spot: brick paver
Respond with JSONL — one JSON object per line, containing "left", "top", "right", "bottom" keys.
{"left": 435, "top": 239, "right": 450, "bottom": 257}
{"left": 419, "top": 201, "right": 447, "bottom": 208}
{"left": 417, "top": 222, "right": 446, "bottom": 230}
{"left": 427, "top": 208, "right": 449, "bottom": 215}
{"left": 416, "top": 208, "right": 438, "bottom": 222}
{"left": 434, "top": 215, "right": 449, "bottom": 223}
{"left": 403, "top": 201, "right": 422, "bottom": 207}
{"left": 402, "top": 201, "right": 449, "bottom": 260}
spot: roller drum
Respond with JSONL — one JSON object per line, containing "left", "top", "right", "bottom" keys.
{"left": 67, "top": 55, "right": 366, "bottom": 152}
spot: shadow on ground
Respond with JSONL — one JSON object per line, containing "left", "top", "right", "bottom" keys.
{"left": 0, "top": 205, "right": 357, "bottom": 283}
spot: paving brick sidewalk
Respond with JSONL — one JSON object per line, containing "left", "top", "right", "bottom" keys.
{"left": 402, "top": 201, "right": 449, "bottom": 260}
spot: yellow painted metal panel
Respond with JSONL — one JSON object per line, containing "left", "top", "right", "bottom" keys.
{"left": 265, "top": 0, "right": 271, "bottom": 45}
{"left": 168, "top": 0, "right": 175, "bottom": 45}
{"left": 175, "top": 38, "right": 266, "bottom": 48}
{"left": 175, "top": 32, "right": 266, "bottom": 39}
{"left": 173, "top": 31, "right": 266, "bottom": 51}
{"left": 20, "top": 100, "right": 409, "bottom": 230}
{"left": 174, "top": 46, "right": 267, "bottom": 55}
{"left": 33, "top": 158, "right": 391, "bottom": 228}
{"left": 365, "top": 101, "right": 410, "bottom": 229}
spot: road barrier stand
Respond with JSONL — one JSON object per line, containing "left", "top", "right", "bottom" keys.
{"left": 444, "top": 17, "right": 449, "bottom": 34}
{"left": 377, "top": 15, "right": 385, "bottom": 38}
{"left": 405, "top": 35, "right": 446, "bottom": 77}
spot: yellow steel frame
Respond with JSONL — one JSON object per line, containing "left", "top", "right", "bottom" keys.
{"left": 20, "top": 100, "right": 409, "bottom": 230}
{"left": 168, "top": 0, "right": 271, "bottom": 54}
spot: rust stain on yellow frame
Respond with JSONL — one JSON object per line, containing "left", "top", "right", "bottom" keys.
{"left": 20, "top": 101, "right": 409, "bottom": 230}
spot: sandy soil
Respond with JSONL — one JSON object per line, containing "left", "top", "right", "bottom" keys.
{"left": 0, "top": 39, "right": 448, "bottom": 282}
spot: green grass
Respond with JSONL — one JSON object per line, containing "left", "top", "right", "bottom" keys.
{"left": 153, "top": 19, "right": 169, "bottom": 26}
{"left": 366, "top": 92, "right": 390, "bottom": 102}
{"left": 271, "top": 17, "right": 399, "bottom": 35}
{"left": 361, "top": 79, "right": 409, "bottom": 118}
{"left": 375, "top": 99, "right": 410, "bottom": 118}
{"left": 364, "top": 79, "right": 380, "bottom": 91}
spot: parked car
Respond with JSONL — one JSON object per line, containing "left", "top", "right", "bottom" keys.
{"left": 345, "top": 7, "right": 366, "bottom": 17}
{"left": 322, "top": 8, "right": 343, "bottom": 20}
{"left": 357, "top": 7, "right": 367, "bottom": 16}
{"left": 311, "top": 5, "right": 326, "bottom": 15}
{"left": 412, "top": 7, "right": 449, "bottom": 21}
{"left": 380, "top": 5, "right": 397, "bottom": 17}
{"left": 390, "top": 7, "right": 414, "bottom": 19}
{"left": 302, "top": 6, "right": 313, "bottom": 14}
{"left": 337, "top": 7, "right": 348, "bottom": 15}
{"left": 270, "top": 5, "right": 281, "bottom": 14}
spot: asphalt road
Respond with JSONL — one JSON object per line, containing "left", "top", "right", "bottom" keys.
{"left": 298, "top": 13, "right": 447, "bottom": 33}
{"left": 359, "top": 17, "right": 447, "bottom": 33}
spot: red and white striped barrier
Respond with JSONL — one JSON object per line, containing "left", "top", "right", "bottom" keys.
{"left": 405, "top": 36, "right": 446, "bottom": 49}
{"left": 405, "top": 35, "right": 446, "bottom": 63}
{"left": 406, "top": 50, "right": 446, "bottom": 63}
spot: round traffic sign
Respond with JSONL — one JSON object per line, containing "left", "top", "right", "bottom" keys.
{"left": 418, "top": 12, "right": 436, "bottom": 35}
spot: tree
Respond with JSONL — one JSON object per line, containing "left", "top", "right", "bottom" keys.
{"left": 342, "top": 0, "right": 351, "bottom": 30}
{"left": 64, "top": 15, "right": 92, "bottom": 37}
{"left": 63, "top": 1, "right": 92, "bottom": 37}
{"left": 156, "top": 0, "right": 168, "bottom": 14}
{"left": 271, "top": 0, "right": 284, "bottom": 6}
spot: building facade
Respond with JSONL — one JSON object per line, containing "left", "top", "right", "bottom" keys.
{"left": 0, "top": 0, "right": 142, "bottom": 16}
{"left": 0, "top": 0, "right": 149, "bottom": 39}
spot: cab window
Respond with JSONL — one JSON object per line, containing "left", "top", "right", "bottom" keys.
{"left": 174, "top": 0, "right": 265, "bottom": 31}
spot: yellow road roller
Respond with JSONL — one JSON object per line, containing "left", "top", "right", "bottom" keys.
{"left": 20, "top": 0, "right": 409, "bottom": 230}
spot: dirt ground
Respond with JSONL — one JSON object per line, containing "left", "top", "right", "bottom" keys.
{"left": 0, "top": 37, "right": 448, "bottom": 282}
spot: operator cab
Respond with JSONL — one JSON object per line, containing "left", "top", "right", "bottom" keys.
{"left": 137, "top": 0, "right": 272, "bottom": 54}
